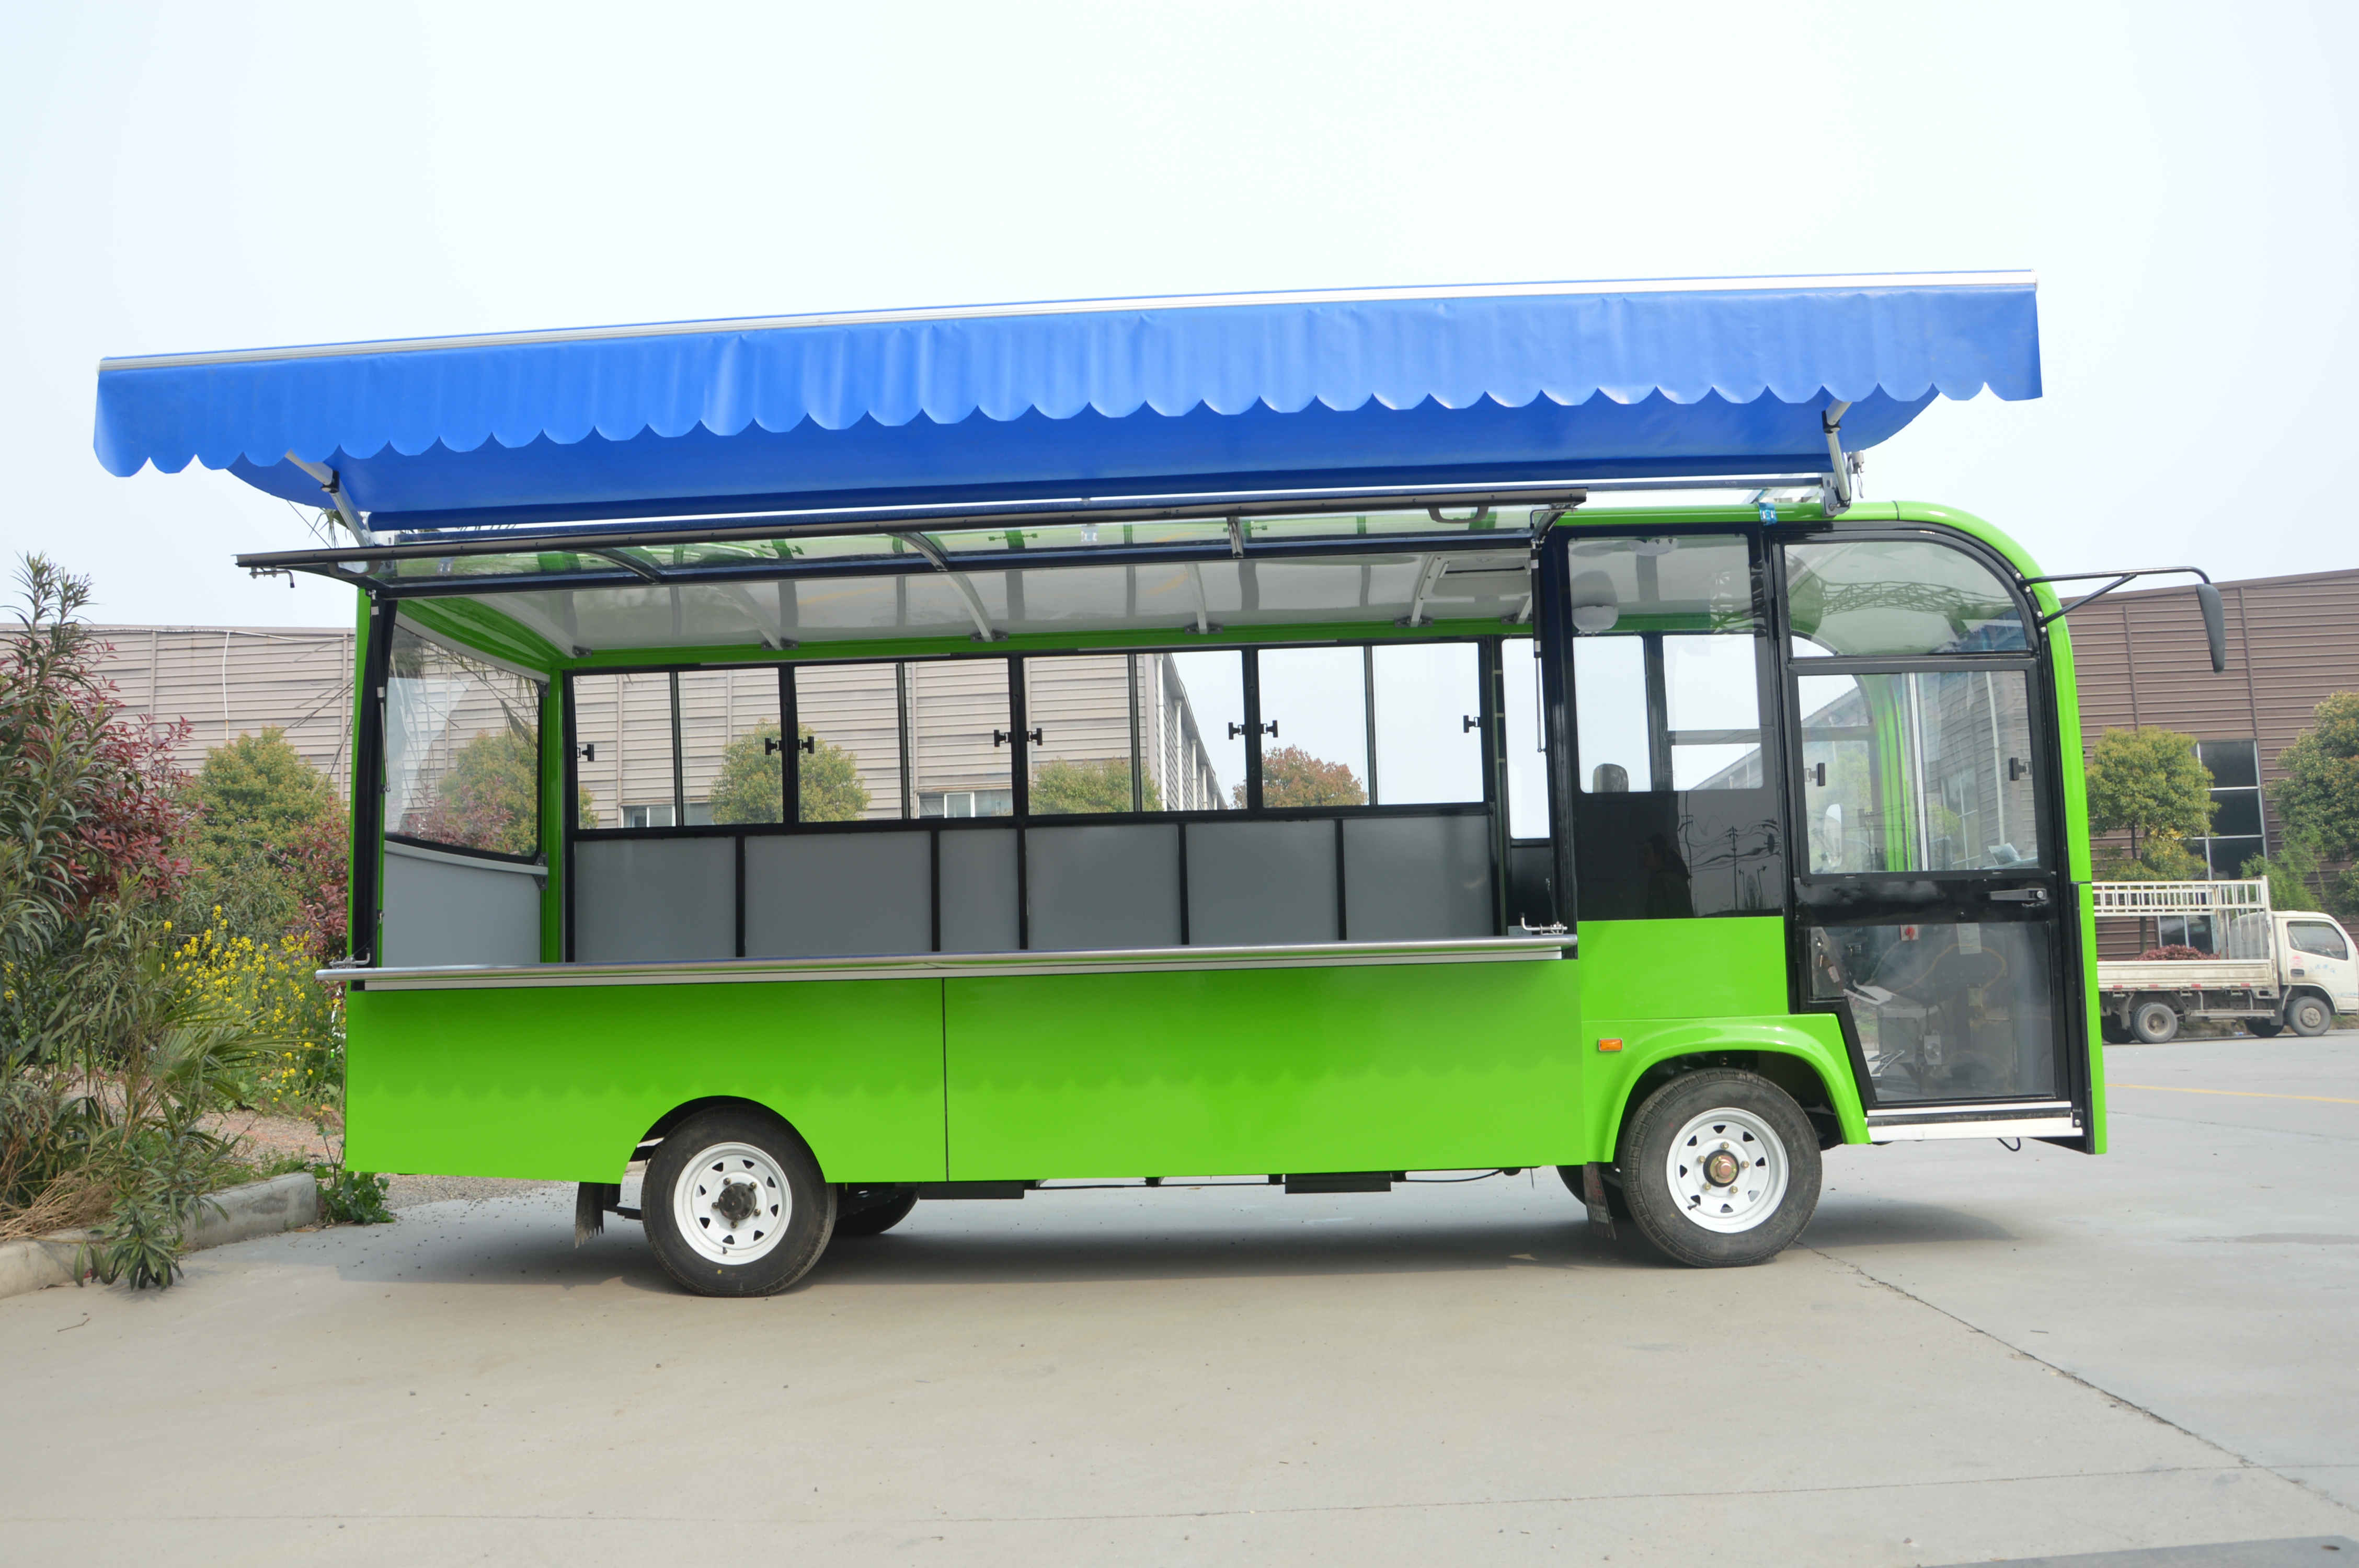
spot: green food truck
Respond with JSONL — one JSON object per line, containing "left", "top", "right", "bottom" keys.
{"left": 94, "top": 274, "right": 2220, "bottom": 1295}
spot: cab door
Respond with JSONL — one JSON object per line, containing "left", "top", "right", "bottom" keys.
{"left": 2284, "top": 917, "right": 2359, "bottom": 1014}
{"left": 1778, "top": 532, "right": 2083, "bottom": 1140}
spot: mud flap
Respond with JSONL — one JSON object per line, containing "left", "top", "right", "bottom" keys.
{"left": 1581, "top": 1163, "right": 1619, "bottom": 1241}
{"left": 574, "top": 1182, "right": 622, "bottom": 1246}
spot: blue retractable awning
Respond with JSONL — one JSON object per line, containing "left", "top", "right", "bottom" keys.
{"left": 94, "top": 273, "right": 2039, "bottom": 534}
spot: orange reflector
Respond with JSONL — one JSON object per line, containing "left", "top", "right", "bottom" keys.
{"left": 1597, "top": 1037, "right": 1623, "bottom": 1053}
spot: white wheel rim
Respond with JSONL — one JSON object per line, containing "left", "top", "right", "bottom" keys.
{"left": 672, "top": 1142, "right": 792, "bottom": 1264}
{"left": 1663, "top": 1107, "right": 1790, "bottom": 1235}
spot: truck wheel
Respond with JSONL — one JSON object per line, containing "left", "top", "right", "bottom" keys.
{"left": 644, "top": 1109, "right": 835, "bottom": 1297}
{"left": 2131, "top": 1000, "right": 2181, "bottom": 1044}
{"left": 1615, "top": 1069, "right": 1820, "bottom": 1268}
{"left": 2287, "top": 994, "right": 2333, "bottom": 1037}
{"left": 833, "top": 1185, "right": 919, "bottom": 1238}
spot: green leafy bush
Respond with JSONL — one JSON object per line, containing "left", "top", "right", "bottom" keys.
{"left": 314, "top": 1166, "right": 392, "bottom": 1226}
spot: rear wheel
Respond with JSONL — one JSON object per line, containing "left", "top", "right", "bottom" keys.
{"left": 1615, "top": 1069, "right": 1820, "bottom": 1268}
{"left": 644, "top": 1109, "right": 834, "bottom": 1297}
{"left": 2287, "top": 994, "right": 2333, "bottom": 1037}
{"left": 2131, "top": 999, "right": 2181, "bottom": 1044}
{"left": 833, "top": 1185, "right": 919, "bottom": 1238}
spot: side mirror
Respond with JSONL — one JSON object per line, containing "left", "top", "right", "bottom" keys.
{"left": 2194, "top": 582, "right": 2227, "bottom": 673}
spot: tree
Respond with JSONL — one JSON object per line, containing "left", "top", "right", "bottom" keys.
{"left": 2273, "top": 692, "right": 2359, "bottom": 861}
{"left": 1030, "top": 757, "right": 1159, "bottom": 814}
{"left": 2084, "top": 727, "right": 2212, "bottom": 880}
{"left": 1245, "top": 745, "right": 1367, "bottom": 808}
{"left": 2241, "top": 831, "right": 2324, "bottom": 915}
{"left": 178, "top": 729, "right": 340, "bottom": 940}
{"left": 706, "top": 722, "right": 870, "bottom": 825}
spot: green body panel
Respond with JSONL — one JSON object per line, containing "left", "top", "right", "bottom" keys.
{"left": 1576, "top": 918, "right": 1788, "bottom": 1020}
{"left": 343, "top": 979, "right": 949, "bottom": 1182}
{"left": 335, "top": 497, "right": 2106, "bottom": 1181}
{"left": 942, "top": 960, "right": 1584, "bottom": 1178}
{"left": 1580, "top": 1015, "right": 1863, "bottom": 1159}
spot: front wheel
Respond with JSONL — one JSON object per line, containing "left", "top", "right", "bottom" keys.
{"left": 1616, "top": 1069, "right": 1821, "bottom": 1268}
{"left": 644, "top": 1109, "right": 835, "bottom": 1297}
{"left": 2287, "top": 994, "right": 2333, "bottom": 1037}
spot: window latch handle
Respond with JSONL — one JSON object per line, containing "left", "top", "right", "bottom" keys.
{"left": 1810, "top": 762, "right": 1826, "bottom": 787}
{"left": 1989, "top": 886, "right": 2050, "bottom": 905}
{"left": 1263, "top": 720, "right": 1278, "bottom": 738}
{"left": 798, "top": 734, "right": 816, "bottom": 754}
{"left": 1462, "top": 715, "right": 1480, "bottom": 734}
{"left": 576, "top": 742, "right": 596, "bottom": 762}
{"left": 2007, "top": 756, "right": 2028, "bottom": 781}
{"left": 993, "top": 729, "right": 1012, "bottom": 748}
{"left": 763, "top": 736, "right": 781, "bottom": 756}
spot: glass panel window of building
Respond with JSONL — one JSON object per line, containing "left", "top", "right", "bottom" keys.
{"left": 384, "top": 624, "right": 545, "bottom": 855}
{"left": 2195, "top": 739, "right": 2264, "bottom": 878}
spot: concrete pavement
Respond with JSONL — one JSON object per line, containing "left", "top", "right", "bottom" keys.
{"left": 2, "top": 1035, "right": 2353, "bottom": 1565}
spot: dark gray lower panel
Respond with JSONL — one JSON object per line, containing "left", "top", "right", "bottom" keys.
{"left": 574, "top": 838, "right": 735, "bottom": 963}
{"left": 939, "top": 828, "right": 1019, "bottom": 953}
{"left": 1342, "top": 814, "right": 1493, "bottom": 940}
{"left": 1027, "top": 823, "right": 1182, "bottom": 951}
{"left": 744, "top": 832, "right": 930, "bottom": 958}
{"left": 1187, "top": 819, "right": 1337, "bottom": 946}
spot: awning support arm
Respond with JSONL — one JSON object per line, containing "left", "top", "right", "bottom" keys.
{"left": 1402, "top": 554, "right": 1446, "bottom": 627}
{"left": 284, "top": 454, "right": 374, "bottom": 546}
{"left": 1820, "top": 402, "right": 1854, "bottom": 514}
{"left": 888, "top": 531, "right": 1000, "bottom": 642}
{"left": 2020, "top": 566, "right": 2226, "bottom": 673}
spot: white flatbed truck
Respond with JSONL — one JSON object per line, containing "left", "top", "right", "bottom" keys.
{"left": 2094, "top": 880, "right": 2357, "bottom": 1043}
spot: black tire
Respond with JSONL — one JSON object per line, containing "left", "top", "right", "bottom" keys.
{"left": 1615, "top": 1068, "right": 1822, "bottom": 1268}
{"left": 833, "top": 1185, "right": 919, "bottom": 1239}
{"left": 2246, "top": 1018, "right": 2283, "bottom": 1039}
{"left": 2100, "top": 1018, "right": 2133, "bottom": 1046}
{"left": 1555, "top": 1164, "right": 1633, "bottom": 1223}
{"left": 2131, "top": 999, "right": 2181, "bottom": 1045}
{"left": 2287, "top": 994, "right": 2333, "bottom": 1037}
{"left": 643, "top": 1109, "right": 835, "bottom": 1297}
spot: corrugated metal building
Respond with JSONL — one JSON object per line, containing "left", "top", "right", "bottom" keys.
{"left": 2068, "top": 566, "right": 2359, "bottom": 877}
{"left": 90, "top": 624, "right": 358, "bottom": 789}
{"left": 2068, "top": 567, "right": 2359, "bottom": 958}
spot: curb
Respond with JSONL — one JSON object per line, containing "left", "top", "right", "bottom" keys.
{"left": 0, "top": 1172, "right": 320, "bottom": 1302}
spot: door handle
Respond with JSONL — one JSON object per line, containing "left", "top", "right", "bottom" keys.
{"left": 1988, "top": 886, "right": 2051, "bottom": 905}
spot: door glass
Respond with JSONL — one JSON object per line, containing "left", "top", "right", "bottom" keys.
{"left": 1369, "top": 643, "right": 1482, "bottom": 804}
{"left": 1665, "top": 634, "right": 1764, "bottom": 789}
{"left": 793, "top": 663, "right": 903, "bottom": 820}
{"left": 2289, "top": 920, "right": 2351, "bottom": 961}
{"left": 1158, "top": 651, "right": 1245, "bottom": 810}
{"left": 1256, "top": 647, "right": 1369, "bottom": 806}
{"left": 1785, "top": 539, "right": 2028, "bottom": 655}
{"left": 677, "top": 668, "right": 784, "bottom": 825}
{"left": 1796, "top": 670, "right": 2042, "bottom": 873}
{"left": 1025, "top": 654, "right": 1138, "bottom": 814}
{"left": 912, "top": 659, "right": 1013, "bottom": 818}
{"left": 1573, "top": 636, "right": 1648, "bottom": 793}
{"left": 1503, "top": 636, "right": 1548, "bottom": 838}
{"left": 1808, "top": 921, "right": 2057, "bottom": 1102}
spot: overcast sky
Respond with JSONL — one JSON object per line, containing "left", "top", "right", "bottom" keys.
{"left": 3, "top": 1, "right": 2353, "bottom": 629}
